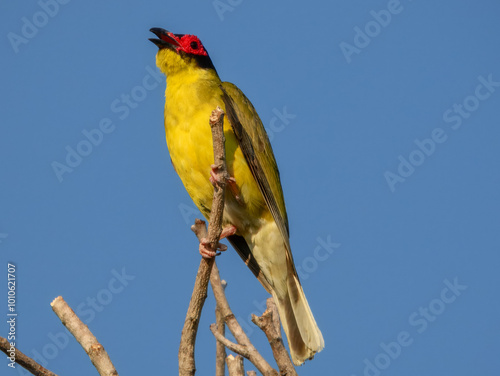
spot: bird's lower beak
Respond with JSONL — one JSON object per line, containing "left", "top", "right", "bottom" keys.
{"left": 149, "top": 28, "right": 180, "bottom": 49}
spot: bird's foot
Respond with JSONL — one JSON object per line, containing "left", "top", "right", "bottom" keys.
{"left": 210, "top": 164, "right": 228, "bottom": 187}
{"left": 220, "top": 225, "right": 237, "bottom": 239}
{"left": 199, "top": 239, "right": 227, "bottom": 258}
{"left": 210, "top": 165, "right": 244, "bottom": 205}
{"left": 198, "top": 225, "right": 237, "bottom": 258}
{"left": 227, "top": 178, "right": 244, "bottom": 206}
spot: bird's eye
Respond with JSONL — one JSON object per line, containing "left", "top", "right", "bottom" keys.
{"left": 190, "top": 41, "right": 198, "bottom": 50}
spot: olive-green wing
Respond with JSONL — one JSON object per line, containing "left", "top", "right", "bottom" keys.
{"left": 220, "top": 82, "right": 290, "bottom": 247}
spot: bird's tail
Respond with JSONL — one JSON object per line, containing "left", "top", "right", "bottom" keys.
{"left": 272, "top": 255, "right": 325, "bottom": 366}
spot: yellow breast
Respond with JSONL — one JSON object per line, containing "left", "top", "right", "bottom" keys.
{"left": 164, "top": 70, "right": 269, "bottom": 232}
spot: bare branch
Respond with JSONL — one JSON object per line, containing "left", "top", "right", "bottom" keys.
{"left": 0, "top": 336, "right": 58, "bottom": 376}
{"left": 226, "top": 355, "right": 245, "bottom": 376}
{"left": 210, "top": 324, "right": 250, "bottom": 356}
{"left": 179, "top": 106, "right": 228, "bottom": 376}
{"left": 210, "top": 264, "right": 278, "bottom": 376}
{"left": 246, "top": 371, "right": 257, "bottom": 376}
{"left": 50, "top": 296, "right": 118, "bottom": 376}
{"left": 252, "top": 299, "right": 298, "bottom": 376}
{"left": 191, "top": 218, "right": 208, "bottom": 241}
{"left": 215, "top": 281, "right": 227, "bottom": 376}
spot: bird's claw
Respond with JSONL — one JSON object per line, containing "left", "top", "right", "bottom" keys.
{"left": 198, "top": 225, "right": 236, "bottom": 258}
{"left": 199, "top": 238, "right": 228, "bottom": 259}
{"left": 210, "top": 165, "right": 244, "bottom": 205}
{"left": 210, "top": 164, "right": 228, "bottom": 187}
{"left": 220, "top": 225, "right": 237, "bottom": 239}
{"left": 227, "top": 177, "right": 244, "bottom": 205}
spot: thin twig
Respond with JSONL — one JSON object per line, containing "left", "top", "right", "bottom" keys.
{"left": 226, "top": 355, "right": 245, "bottom": 376}
{"left": 50, "top": 296, "right": 118, "bottom": 376}
{"left": 216, "top": 281, "right": 227, "bottom": 376}
{"left": 0, "top": 336, "right": 58, "bottom": 376}
{"left": 252, "top": 299, "right": 298, "bottom": 376}
{"left": 210, "top": 324, "right": 249, "bottom": 356}
{"left": 178, "top": 106, "right": 228, "bottom": 376}
{"left": 210, "top": 264, "right": 278, "bottom": 376}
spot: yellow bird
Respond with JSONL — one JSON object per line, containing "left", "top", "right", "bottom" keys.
{"left": 149, "top": 28, "right": 324, "bottom": 365}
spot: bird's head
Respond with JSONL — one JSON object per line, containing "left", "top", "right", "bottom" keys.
{"left": 149, "top": 28, "right": 216, "bottom": 76}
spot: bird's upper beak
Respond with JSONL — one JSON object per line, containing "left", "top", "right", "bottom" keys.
{"left": 149, "top": 28, "right": 180, "bottom": 49}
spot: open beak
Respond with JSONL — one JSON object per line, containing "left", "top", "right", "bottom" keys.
{"left": 149, "top": 28, "right": 181, "bottom": 49}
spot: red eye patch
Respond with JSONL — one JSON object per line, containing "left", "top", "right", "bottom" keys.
{"left": 177, "top": 34, "right": 208, "bottom": 56}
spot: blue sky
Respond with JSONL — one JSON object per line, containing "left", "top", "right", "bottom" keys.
{"left": 1, "top": 1, "right": 499, "bottom": 375}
